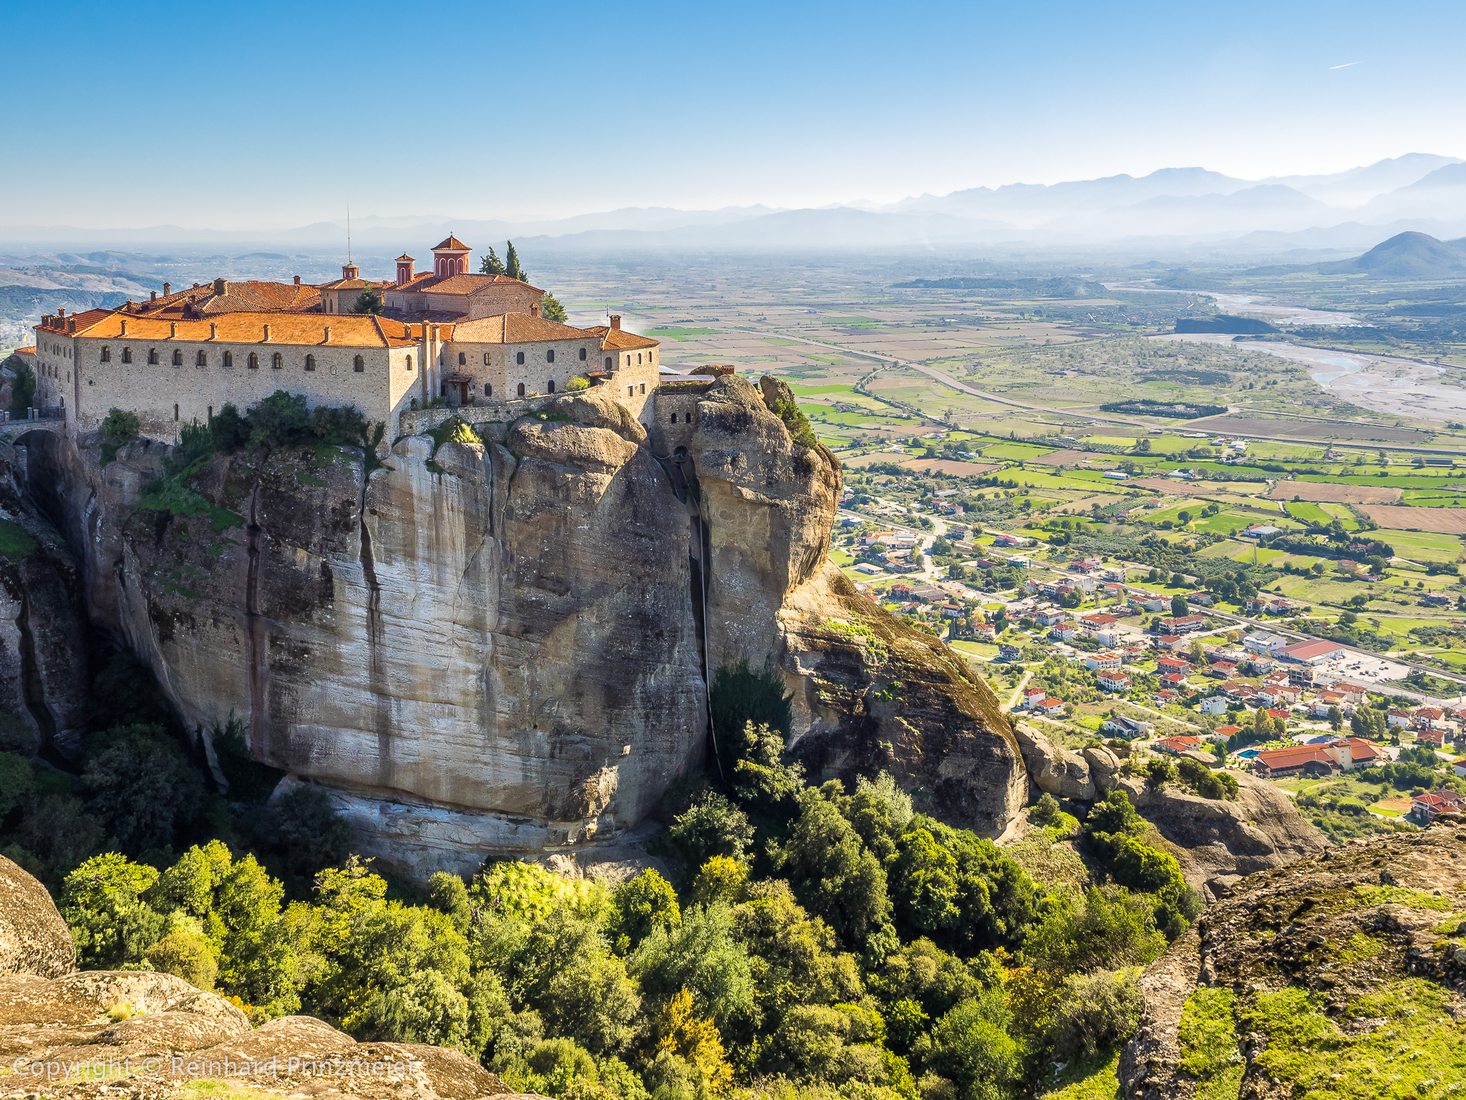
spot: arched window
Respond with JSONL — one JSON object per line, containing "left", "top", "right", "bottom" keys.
{"left": 547, "top": 379, "right": 555, "bottom": 394}
{"left": 148, "top": 348, "right": 159, "bottom": 365}
{"left": 173, "top": 403, "right": 179, "bottom": 421}
{"left": 223, "top": 351, "right": 233, "bottom": 368}
{"left": 670, "top": 413, "right": 678, "bottom": 424}
{"left": 605, "top": 356, "right": 612, "bottom": 370}
{"left": 122, "top": 347, "right": 132, "bottom": 364}
{"left": 271, "top": 352, "right": 283, "bottom": 370}
{"left": 458, "top": 352, "right": 466, "bottom": 366}
{"left": 637, "top": 352, "right": 643, "bottom": 365}
{"left": 516, "top": 351, "right": 525, "bottom": 365}
{"left": 172, "top": 349, "right": 183, "bottom": 366}
{"left": 406, "top": 355, "right": 413, "bottom": 371}
{"left": 517, "top": 382, "right": 525, "bottom": 397}
{"left": 546, "top": 349, "right": 555, "bottom": 364}
{"left": 353, "top": 355, "right": 364, "bottom": 373}
{"left": 247, "top": 353, "right": 258, "bottom": 369}
{"left": 484, "top": 383, "right": 492, "bottom": 397}
{"left": 100, "top": 346, "right": 111, "bottom": 363}
{"left": 304, "top": 354, "right": 316, "bottom": 372}
{"left": 579, "top": 347, "right": 587, "bottom": 361}
{"left": 483, "top": 353, "right": 490, "bottom": 365}
{"left": 196, "top": 350, "right": 207, "bottom": 367}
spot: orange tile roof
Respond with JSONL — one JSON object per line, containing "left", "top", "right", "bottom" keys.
{"left": 395, "top": 253, "right": 415, "bottom": 262}
{"left": 433, "top": 235, "right": 472, "bottom": 251}
{"left": 409, "top": 273, "right": 542, "bottom": 296}
{"left": 69, "top": 310, "right": 417, "bottom": 349}
{"left": 131, "top": 280, "right": 322, "bottom": 317}
{"left": 317, "top": 278, "right": 388, "bottom": 292}
{"left": 585, "top": 324, "right": 659, "bottom": 351}
{"left": 449, "top": 313, "right": 596, "bottom": 345}
{"left": 11, "top": 346, "right": 35, "bottom": 357}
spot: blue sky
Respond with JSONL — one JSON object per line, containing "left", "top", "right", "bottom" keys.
{"left": 3, "top": 0, "right": 1463, "bottom": 228}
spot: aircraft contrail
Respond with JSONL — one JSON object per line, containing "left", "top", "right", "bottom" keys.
{"left": 1329, "top": 61, "right": 1360, "bottom": 70}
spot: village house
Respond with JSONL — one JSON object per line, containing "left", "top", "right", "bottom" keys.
{"left": 1251, "top": 737, "right": 1383, "bottom": 779}
{"left": 1097, "top": 670, "right": 1132, "bottom": 693}
{"left": 1409, "top": 790, "right": 1464, "bottom": 825}
{"left": 1101, "top": 714, "right": 1153, "bottom": 738}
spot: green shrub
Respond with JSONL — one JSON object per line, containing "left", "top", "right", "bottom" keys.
{"left": 100, "top": 408, "right": 140, "bottom": 463}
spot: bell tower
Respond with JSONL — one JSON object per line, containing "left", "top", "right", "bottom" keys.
{"left": 431, "top": 235, "right": 471, "bottom": 279}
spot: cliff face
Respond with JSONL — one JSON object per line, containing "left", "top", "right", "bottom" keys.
{"left": 20, "top": 378, "right": 1026, "bottom": 872}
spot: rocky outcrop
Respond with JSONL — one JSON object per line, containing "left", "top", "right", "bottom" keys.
{"left": 0, "top": 855, "right": 535, "bottom": 1099}
{"left": 17, "top": 377, "right": 1028, "bottom": 872}
{"left": 0, "top": 854, "right": 73, "bottom": 978}
{"left": 1121, "top": 825, "right": 1466, "bottom": 1100}
{"left": 1013, "top": 722, "right": 1095, "bottom": 801}
{"left": 1123, "top": 772, "right": 1328, "bottom": 898}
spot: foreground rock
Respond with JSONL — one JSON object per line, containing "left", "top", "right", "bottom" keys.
{"left": 0, "top": 855, "right": 535, "bottom": 1099}
{"left": 15, "top": 377, "right": 1026, "bottom": 873}
{"left": 1122, "top": 825, "right": 1466, "bottom": 1100}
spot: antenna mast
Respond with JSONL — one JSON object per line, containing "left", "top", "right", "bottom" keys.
{"left": 346, "top": 203, "right": 353, "bottom": 264}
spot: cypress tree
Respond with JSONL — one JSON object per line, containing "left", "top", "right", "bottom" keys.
{"left": 480, "top": 248, "right": 506, "bottom": 276}
{"left": 504, "top": 241, "right": 522, "bottom": 280}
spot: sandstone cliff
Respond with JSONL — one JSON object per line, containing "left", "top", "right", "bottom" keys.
{"left": 15, "top": 377, "right": 1026, "bottom": 872}
{"left": 0, "top": 853, "right": 534, "bottom": 1100}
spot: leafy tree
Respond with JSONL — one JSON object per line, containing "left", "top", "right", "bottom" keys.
{"left": 1022, "top": 886, "right": 1165, "bottom": 972}
{"left": 889, "top": 826, "right": 961, "bottom": 935}
{"left": 481, "top": 248, "right": 507, "bottom": 276}
{"left": 210, "top": 402, "right": 250, "bottom": 450}
{"left": 250, "top": 785, "right": 352, "bottom": 892}
{"left": 146, "top": 915, "right": 219, "bottom": 990}
{"left": 732, "top": 879, "right": 862, "bottom": 1028}
{"left": 607, "top": 868, "right": 681, "bottom": 953}
{"left": 839, "top": 772, "right": 914, "bottom": 861}
{"left": 0, "top": 752, "right": 36, "bottom": 822}
{"left": 915, "top": 990, "right": 1023, "bottom": 1100}
{"left": 1171, "top": 594, "right": 1189, "bottom": 617}
{"left": 777, "top": 787, "right": 893, "bottom": 949}
{"left": 81, "top": 724, "right": 207, "bottom": 855}
{"left": 60, "top": 853, "right": 164, "bottom": 968}
{"left": 728, "top": 722, "right": 805, "bottom": 816}
{"left": 541, "top": 292, "right": 569, "bottom": 322}
{"left": 655, "top": 988, "right": 733, "bottom": 1094}
{"left": 631, "top": 903, "right": 758, "bottom": 1043}
{"left": 428, "top": 871, "right": 472, "bottom": 932}
{"left": 690, "top": 855, "right": 749, "bottom": 908}
{"left": 668, "top": 791, "right": 755, "bottom": 868}
{"left": 5, "top": 355, "right": 35, "bottom": 418}
{"left": 711, "top": 661, "right": 794, "bottom": 742}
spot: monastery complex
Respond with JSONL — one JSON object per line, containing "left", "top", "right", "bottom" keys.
{"left": 28, "top": 236, "right": 670, "bottom": 439}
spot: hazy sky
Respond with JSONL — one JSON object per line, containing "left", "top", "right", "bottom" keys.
{"left": 4, "top": 0, "right": 1464, "bottom": 229}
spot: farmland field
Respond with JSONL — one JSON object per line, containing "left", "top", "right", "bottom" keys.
{"left": 1360, "top": 506, "right": 1466, "bottom": 534}
{"left": 1267, "top": 481, "right": 1403, "bottom": 504}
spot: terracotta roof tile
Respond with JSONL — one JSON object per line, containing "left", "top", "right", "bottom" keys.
{"left": 70, "top": 310, "right": 417, "bottom": 349}
{"left": 450, "top": 313, "right": 597, "bottom": 345}
{"left": 406, "top": 273, "right": 542, "bottom": 296}
{"left": 585, "top": 324, "right": 659, "bottom": 351}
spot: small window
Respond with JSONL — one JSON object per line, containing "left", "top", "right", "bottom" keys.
{"left": 547, "top": 379, "right": 555, "bottom": 394}
{"left": 247, "top": 352, "right": 258, "bottom": 369}
{"left": 172, "top": 349, "right": 183, "bottom": 366}
{"left": 271, "top": 352, "right": 283, "bottom": 370}
{"left": 517, "top": 383, "right": 525, "bottom": 398}
{"left": 670, "top": 413, "right": 678, "bottom": 424}
{"left": 208, "top": 406, "right": 213, "bottom": 421}
{"left": 406, "top": 354, "right": 413, "bottom": 371}
{"left": 605, "top": 356, "right": 612, "bottom": 369}
{"left": 148, "top": 348, "right": 159, "bottom": 365}
{"left": 628, "top": 385, "right": 634, "bottom": 397}
{"left": 516, "top": 351, "right": 525, "bottom": 365}
{"left": 484, "top": 382, "right": 492, "bottom": 397}
{"left": 637, "top": 352, "right": 643, "bottom": 365}
{"left": 196, "top": 350, "right": 207, "bottom": 367}
{"left": 173, "top": 403, "right": 179, "bottom": 421}
{"left": 546, "top": 349, "right": 555, "bottom": 364}
{"left": 122, "top": 347, "right": 132, "bottom": 364}
{"left": 483, "top": 352, "right": 490, "bottom": 365}
{"left": 100, "top": 346, "right": 111, "bottom": 363}
{"left": 354, "top": 355, "right": 364, "bottom": 373}
{"left": 639, "top": 383, "right": 646, "bottom": 395}
{"left": 304, "top": 354, "right": 316, "bottom": 372}
{"left": 579, "top": 347, "right": 587, "bottom": 361}
{"left": 223, "top": 351, "right": 233, "bottom": 368}
{"left": 458, "top": 352, "right": 466, "bottom": 366}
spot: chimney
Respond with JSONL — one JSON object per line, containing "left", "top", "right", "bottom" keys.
{"left": 293, "top": 274, "right": 301, "bottom": 286}
{"left": 209, "top": 322, "right": 218, "bottom": 340}
{"left": 263, "top": 323, "right": 271, "bottom": 342}
{"left": 214, "top": 277, "right": 227, "bottom": 296}
{"left": 530, "top": 302, "right": 540, "bottom": 318}
{"left": 150, "top": 290, "right": 157, "bottom": 303}
{"left": 57, "top": 307, "right": 65, "bottom": 319}
{"left": 169, "top": 322, "right": 177, "bottom": 338}
{"left": 120, "top": 319, "right": 128, "bottom": 335}
{"left": 609, "top": 313, "right": 622, "bottom": 331}
{"left": 163, "top": 282, "right": 171, "bottom": 295}
{"left": 323, "top": 326, "right": 331, "bottom": 344}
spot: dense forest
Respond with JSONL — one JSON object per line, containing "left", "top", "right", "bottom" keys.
{"left": 0, "top": 610, "right": 1196, "bottom": 1100}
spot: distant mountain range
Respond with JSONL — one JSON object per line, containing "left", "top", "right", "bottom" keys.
{"left": 3, "top": 154, "right": 1466, "bottom": 257}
